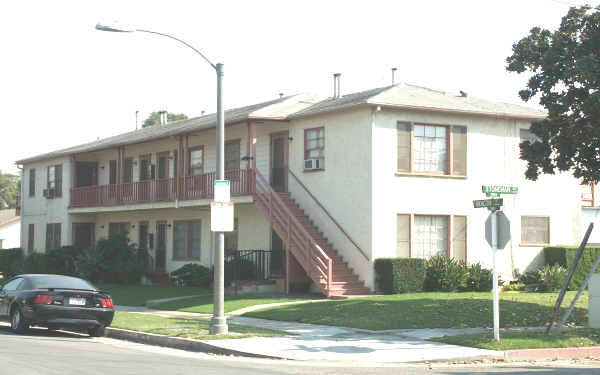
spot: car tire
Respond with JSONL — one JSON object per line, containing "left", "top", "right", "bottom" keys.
{"left": 88, "top": 326, "right": 105, "bottom": 337}
{"left": 10, "top": 307, "right": 29, "bottom": 333}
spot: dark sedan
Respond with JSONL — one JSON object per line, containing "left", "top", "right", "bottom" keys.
{"left": 0, "top": 274, "right": 114, "bottom": 336}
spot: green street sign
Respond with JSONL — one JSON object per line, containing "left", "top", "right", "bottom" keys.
{"left": 473, "top": 198, "right": 503, "bottom": 209}
{"left": 482, "top": 185, "right": 518, "bottom": 195}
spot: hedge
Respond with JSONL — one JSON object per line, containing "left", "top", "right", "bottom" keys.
{"left": 375, "top": 258, "right": 426, "bottom": 293}
{"left": 0, "top": 248, "right": 24, "bottom": 280}
{"left": 544, "top": 246, "right": 600, "bottom": 289}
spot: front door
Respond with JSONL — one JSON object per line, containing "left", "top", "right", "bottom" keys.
{"left": 156, "top": 222, "right": 167, "bottom": 272}
{"left": 270, "top": 132, "right": 288, "bottom": 192}
{"left": 138, "top": 222, "right": 149, "bottom": 268}
{"left": 73, "top": 223, "right": 94, "bottom": 251}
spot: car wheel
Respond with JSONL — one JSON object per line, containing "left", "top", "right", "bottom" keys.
{"left": 88, "top": 326, "right": 105, "bottom": 337}
{"left": 10, "top": 308, "right": 29, "bottom": 333}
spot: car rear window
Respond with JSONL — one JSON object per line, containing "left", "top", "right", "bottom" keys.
{"left": 30, "top": 276, "right": 96, "bottom": 291}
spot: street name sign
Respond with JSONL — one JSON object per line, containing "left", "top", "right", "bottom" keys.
{"left": 482, "top": 185, "right": 518, "bottom": 197}
{"left": 473, "top": 198, "right": 503, "bottom": 209}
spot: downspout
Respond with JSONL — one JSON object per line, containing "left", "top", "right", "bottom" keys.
{"left": 370, "top": 106, "right": 378, "bottom": 291}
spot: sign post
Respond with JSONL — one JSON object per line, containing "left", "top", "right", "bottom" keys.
{"left": 475, "top": 185, "right": 516, "bottom": 342}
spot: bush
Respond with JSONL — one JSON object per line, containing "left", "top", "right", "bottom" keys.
{"left": 465, "top": 262, "right": 493, "bottom": 292}
{"left": 46, "top": 246, "right": 83, "bottom": 276}
{"left": 289, "top": 282, "right": 311, "bottom": 294}
{"left": 76, "top": 233, "right": 143, "bottom": 284}
{"left": 170, "top": 263, "right": 212, "bottom": 287}
{"left": 538, "top": 264, "right": 568, "bottom": 291}
{"left": 0, "top": 248, "right": 24, "bottom": 279}
{"left": 23, "top": 253, "right": 51, "bottom": 274}
{"left": 374, "top": 258, "right": 426, "bottom": 293}
{"left": 544, "top": 246, "right": 600, "bottom": 289}
{"left": 424, "top": 256, "right": 468, "bottom": 292}
{"left": 518, "top": 270, "right": 542, "bottom": 285}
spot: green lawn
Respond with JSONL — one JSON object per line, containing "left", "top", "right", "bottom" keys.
{"left": 110, "top": 311, "right": 288, "bottom": 340}
{"left": 433, "top": 329, "right": 600, "bottom": 350}
{"left": 96, "top": 284, "right": 210, "bottom": 307}
{"left": 244, "top": 291, "right": 589, "bottom": 331}
{"left": 150, "top": 294, "right": 309, "bottom": 314}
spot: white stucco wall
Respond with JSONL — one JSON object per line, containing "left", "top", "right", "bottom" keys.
{"left": 0, "top": 220, "right": 20, "bottom": 249}
{"left": 20, "top": 157, "right": 73, "bottom": 252}
{"left": 582, "top": 208, "right": 600, "bottom": 245}
{"left": 287, "top": 108, "right": 373, "bottom": 288}
{"left": 371, "top": 108, "right": 581, "bottom": 282}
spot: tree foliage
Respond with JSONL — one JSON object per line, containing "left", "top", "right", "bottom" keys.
{"left": 0, "top": 170, "right": 19, "bottom": 209}
{"left": 506, "top": 6, "right": 600, "bottom": 183}
{"left": 142, "top": 111, "right": 188, "bottom": 128}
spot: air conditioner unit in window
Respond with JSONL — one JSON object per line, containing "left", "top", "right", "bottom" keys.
{"left": 304, "top": 159, "right": 323, "bottom": 170}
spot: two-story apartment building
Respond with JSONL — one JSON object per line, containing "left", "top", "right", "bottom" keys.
{"left": 16, "top": 83, "right": 582, "bottom": 296}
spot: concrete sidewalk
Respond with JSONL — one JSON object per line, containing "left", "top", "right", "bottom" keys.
{"left": 114, "top": 305, "right": 501, "bottom": 362}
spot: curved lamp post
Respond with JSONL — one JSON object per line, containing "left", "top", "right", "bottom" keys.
{"left": 96, "top": 23, "right": 228, "bottom": 335}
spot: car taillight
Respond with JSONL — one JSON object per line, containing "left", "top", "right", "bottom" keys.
{"left": 34, "top": 294, "right": 54, "bottom": 305}
{"left": 101, "top": 298, "right": 114, "bottom": 309}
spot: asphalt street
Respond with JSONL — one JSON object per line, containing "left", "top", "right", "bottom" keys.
{"left": 1, "top": 325, "right": 599, "bottom": 375}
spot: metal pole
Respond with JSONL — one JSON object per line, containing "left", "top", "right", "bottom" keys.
{"left": 210, "top": 63, "right": 228, "bottom": 335}
{"left": 491, "top": 210, "right": 500, "bottom": 341}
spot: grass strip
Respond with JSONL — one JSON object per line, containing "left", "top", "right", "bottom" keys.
{"left": 245, "top": 291, "right": 589, "bottom": 330}
{"left": 432, "top": 329, "right": 600, "bottom": 350}
{"left": 110, "top": 312, "right": 289, "bottom": 340}
{"left": 96, "top": 284, "right": 210, "bottom": 307}
{"left": 150, "top": 294, "right": 309, "bottom": 313}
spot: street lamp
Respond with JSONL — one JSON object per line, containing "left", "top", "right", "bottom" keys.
{"left": 96, "top": 23, "right": 228, "bottom": 335}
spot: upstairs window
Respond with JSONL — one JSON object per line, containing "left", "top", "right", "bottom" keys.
{"left": 123, "top": 158, "right": 133, "bottom": 183}
{"left": 29, "top": 168, "right": 36, "bottom": 197}
{"left": 397, "top": 122, "right": 467, "bottom": 176}
{"left": 189, "top": 146, "right": 204, "bottom": 176}
{"left": 47, "top": 164, "right": 62, "bottom": 197}
{"left": 304, "top": 127, "right": 325, "bottom": 165}
{"left": 225, "top": 140, "right": 241, "bottom": 173}
{"left": 109, "top": 160, "right": 117, "bottom": 185}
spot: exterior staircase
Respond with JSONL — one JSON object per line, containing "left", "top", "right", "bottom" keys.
{"left": 252, "top": 169, "right": 370, "bottom": 297}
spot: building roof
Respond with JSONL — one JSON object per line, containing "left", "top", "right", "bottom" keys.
{"left": 0, "top": 209, "right": 19, "bottom": 228}
{"left": 16, "top": 83, "right": 545, "bottom": 165}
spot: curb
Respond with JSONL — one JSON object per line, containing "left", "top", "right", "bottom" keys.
{"left": 105, "top": 327, "right": 285, "bottom": 360}
{"left": 145, "top": 295, "right": 209, "bottom": 308}
{"left": 504, "top": 346, "right": 600, "bottom": 361}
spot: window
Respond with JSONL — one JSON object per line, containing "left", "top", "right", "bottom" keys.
{"left": 173, "top": 151, "right": 179, "bottom": 178}
{"left": 0, "top": 239, "right": 3, "bottom": 249}
{"left": 123, "top": 158, "right": 133, "bottom": 183}
{"left": 109, "top": 160, "right": 117, "bottom": 185}
{"left": 29, "top": 168, "right": 36, "bottom": 197}
{"left": 139, "top": 154, "right": 153, "bottom": 181}
{"left": 397, "top": 122, "right": 467, "bottom": 176}
{"left": 225, "top": 140, "right": 241, "bottom": 172}
{"left": 224, "top": 218, "right": 239, "bottom": 252}
{"left": 109, "top": 222, "right": 130, "bottom": 238}
{"left": 520, "top": 129, "right": 540, "bottom": 144}
{"left": 397, "top": 214, "right": 467, "bottom": 260}
{"left": 47, "top": 164, "right": 62, "bottom": 197}
{"left": 304, "top": 127, "right": 325, "bottom": 163}
{"left": 28, "top": 224, "right": 34, "bottom": 254}
{"left": 521, "top": 216, "right": 549, "bottom": 245}
{"left": 173, "top": 220, "right": 201, "bottom": 260}
{"left": 157, "top": 152, "right": 169, "bottom": 179}
{"left": 2, "top": 278, "right": 23, "bottom": 291}
{"left": 414, "top": 216, "right": 448, "bottom": 259}
{"left": 189, "top": 147, "right": 204, "bottom": 176}
{"left": 46, "top": 223, "right": 61, "bottom": 250}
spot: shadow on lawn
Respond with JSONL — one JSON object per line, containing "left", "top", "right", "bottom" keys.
{"left": 246, "top": 297, "right": 588, "bottom": 331}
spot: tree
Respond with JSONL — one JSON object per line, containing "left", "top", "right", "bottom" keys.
{"left": 0, "top": 170, "right": 19, "bottom": 209}
{"left": 506, "top": 6, "right": 600, "bottom": 183}
{"left": 142, "top": 111, "right": 188, "bottom": 128}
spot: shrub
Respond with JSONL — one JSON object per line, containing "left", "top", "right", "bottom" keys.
{"left": 538, "top": 264, "right": 568, "bottom": 291}
{"left": 465, "top": 262, "right": 493, "bottom": 292}
{"left": 374, "top": 258, "right": 426, "bottom": 293}
{"left": 23, "top": 253, "right": 51, "bottom": 274}
{"left": 289, "top": 282, "right": 311, "bottom": 294}
{"left": 544, "top": 246, "right": 600, "bottom": 289}
{"left": 518, "top": 270, "right": 542, "bottom": 285}
{"left": 46, "top": 246, "right": 83, "bottom": 276}
{"left": 170, "top": 263, "right": 212, "bottom": 287}
{"left": 76, "top": 233, "right": 143, "bottom": 284}
{"left": 0, "top": 248, "right": 24, "bottom": 279}
{"left": 424, "top": 256, "right": 467, "bottom": 292}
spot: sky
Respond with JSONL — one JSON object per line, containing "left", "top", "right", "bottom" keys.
{"left": 0, "top": 0, "right": 593, "bottom": 175}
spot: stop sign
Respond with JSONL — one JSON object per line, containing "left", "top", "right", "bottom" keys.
{"left": 485, "top": 211, "right": 511, "bottom": 249}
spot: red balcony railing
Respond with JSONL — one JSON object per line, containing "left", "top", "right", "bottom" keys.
{"left": 70, "top": 169, "right": 251, "bottom": 208}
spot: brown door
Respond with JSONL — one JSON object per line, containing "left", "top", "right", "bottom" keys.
{"left": 270, "top": 132, "right": 288, "bottom": 192}
{"left": 73, "top": 223, "right": 94, "bottom": 250}
{"left": 155, "top": 222, "right": 167, "bottom": 272}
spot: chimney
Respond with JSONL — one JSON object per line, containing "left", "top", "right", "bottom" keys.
{"left": 159, "top": 111, "right": 168, "bottom": 124}
{"left": 392, "top": 68, "right": 397, "bottom": 85}
{"left": 201, "top": 110, "right": 205, "bottom": 116}
{"left": 459, "top": 91, "right": 468, "bottom": 98}
{"left": 279, "top": 93, "right": 284, "bottom": 98}
{"left": 333, "top": 73, "right": 341, "bottom": 99}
